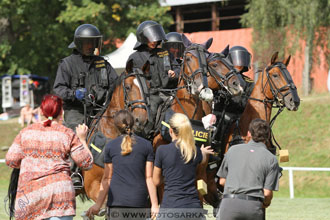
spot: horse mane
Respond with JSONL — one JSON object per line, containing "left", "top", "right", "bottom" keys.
{"left": 114, "top": 71, "right": 127, "bottom": 89}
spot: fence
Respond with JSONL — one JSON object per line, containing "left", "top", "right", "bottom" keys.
{"left": 282, "top": 167, "right": 330, "bottom": 199}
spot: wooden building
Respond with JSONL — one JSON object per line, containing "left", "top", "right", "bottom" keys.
{"left": 160, "top": 0, "right": 247, "bottom": 32}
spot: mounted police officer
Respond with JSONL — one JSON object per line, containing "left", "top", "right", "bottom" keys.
{"left": 127, "top": 21, "right": 180, "bottom": 136}
{"left": 162, "top": 32, "right": 185, "bottom": 65}
{"left": 53, "top": 24, "right": 118, "bottom": 189}
{"left": 212, "top": 46, "right": 255, "bottom": 152}
{"left": 227, "top": 46, "right": 254, "bottom": 113}
{"left": 53, "top": 24, "right": 118, "bottom": 131}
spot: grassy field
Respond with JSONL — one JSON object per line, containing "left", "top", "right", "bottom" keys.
{"left": 0, "top": 93, "right": 329, "bottom": 219}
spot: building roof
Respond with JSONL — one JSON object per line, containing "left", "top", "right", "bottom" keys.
{"left": 159, "top": 0, "right": 223, "bottom": 7}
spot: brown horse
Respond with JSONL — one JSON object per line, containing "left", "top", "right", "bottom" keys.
{"left": 152, "top": 36, "right": 243, "bottom": 209}
{"left": 225, "top": 51, "right": 300, "bottom": 148}
{"left": 83, "top": 60, "right": 150, "bottom": 202}
{"left": 205, "top": 52, "right": 300, "bottom": 214}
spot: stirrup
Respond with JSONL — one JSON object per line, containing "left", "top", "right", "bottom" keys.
{"left": 71, "top": 172, "right": 84, "bottom": 190}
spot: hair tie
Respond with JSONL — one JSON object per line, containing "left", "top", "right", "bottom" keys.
{"left": 48, "top": 116, "right": 53, "bottom": 121}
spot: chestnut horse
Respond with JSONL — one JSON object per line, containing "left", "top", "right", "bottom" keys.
{"left": 206, "top": 52, "right": 300, "bottom": 214}
{"left": 82, "top": 60, "right": 150, "bottom": 202}
{"left": 152, "top": 36, "right": 243, "bottom": 209}
{"left": 225, "top": 51, "right": 300, "bottom": 149}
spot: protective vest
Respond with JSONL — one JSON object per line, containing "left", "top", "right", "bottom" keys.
{"left": 63, "top": 54, "right": 110, "bottom": 106}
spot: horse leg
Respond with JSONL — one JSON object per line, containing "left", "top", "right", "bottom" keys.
{"left": 196, "top": 155, "right": 209, "bottom": 207}
{"left": 83, "top": 164, "right": 104, "bottom": 202}
{"left": 205, "top": 169, "right": 221, "bottom": 216}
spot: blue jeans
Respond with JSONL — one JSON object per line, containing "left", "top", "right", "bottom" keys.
{"left": 44, "top": 216, "right": 74, "bottom": 220}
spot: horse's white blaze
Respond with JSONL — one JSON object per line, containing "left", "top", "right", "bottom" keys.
{"left": 133, "top": 78, "right": 143, "bottom": 97}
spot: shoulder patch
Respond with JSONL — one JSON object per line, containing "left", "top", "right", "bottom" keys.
{"left": 157, "top": 51, "right": 169, "bottom": 58}
{"left": 95, "top": 63, "right": 106, "bottom": 68}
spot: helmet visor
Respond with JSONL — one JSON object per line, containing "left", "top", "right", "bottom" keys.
{"left": 229, "top": 50, "right": 251, "bottom": 68}
{"left": 75, "top": 37, "right": 103, "bottom": 56}
{"left": 163, "top": 42, "right": 185, "bottom": 59}
{"left": 142, "top": 24, "right": 166, "bottom": 44}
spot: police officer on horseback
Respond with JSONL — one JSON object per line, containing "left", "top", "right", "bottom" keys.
{"left": 212, "top": 46, "right": 255, "bottom": 151}
{"left": 218, "top": 45, "right": 254, "bottom": 115}
{"left": 53, "top": 24, "right": 118, "bottom": 131}
{"left": 53, "top": 24, "right": 118, "bottom": 189}
{"left": 162, "top": 32, "right": 185, "bottom": 65}
{"left": 228, "top": 45, "right": 254, "bottom": 100}
{"left": 127, "top": 21, "right": 180, "bottom": 136}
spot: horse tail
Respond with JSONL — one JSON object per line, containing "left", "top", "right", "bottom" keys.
{"left": 7, "top": 168, "right": 20, "bottom": 220}
{"left": 78, "top": 187, "right": 91, "bottom": 203}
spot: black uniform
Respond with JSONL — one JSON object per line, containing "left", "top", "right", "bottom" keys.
{"left": 128, "top": 46, "right": 180, "bottom": 133}
{"left": 53, "top": 50, "right": 118, "bottom": 130}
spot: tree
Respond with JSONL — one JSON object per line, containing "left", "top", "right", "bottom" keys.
{"left": 241, "top": 0, "right": 330, "bottom": 95}
{"left": 0, "top": 0, "right": 172, "bottom": 81}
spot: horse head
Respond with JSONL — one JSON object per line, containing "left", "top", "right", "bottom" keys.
{"left": 182, "top": 34, "right": 213, "bottom": 100}
{"left": 120, "top": 59, "right": 150, "bottom": 132}
{"left": 262, "top": 52, "right": 300, "bottom": 111}
{"left": 207, "top": 45, "right": 244, "bottom": 97}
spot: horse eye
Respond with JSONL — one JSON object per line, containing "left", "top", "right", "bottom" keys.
{"left": 186, "top": 57, "right": 191, "bottom": 62}
{"left": 125, "top": 85, "right": 131, "bottom": 90}
{"left": 212, "top": 63, "right": 218, "bottom": 68}
{"left": 272, "top": 74, "right": 279, "bottom": 78}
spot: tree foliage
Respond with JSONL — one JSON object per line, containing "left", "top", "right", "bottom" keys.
{"left": 0, "top": 0, "right": 172, "bottom": 80}
{"left": 241, "top": 0, "right": 330, "bottom": 66}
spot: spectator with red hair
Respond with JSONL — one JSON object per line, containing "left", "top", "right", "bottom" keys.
{"left": 6, "top": 94, "right": 93, "bottom": 220}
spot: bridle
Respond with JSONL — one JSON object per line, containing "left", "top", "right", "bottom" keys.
{"left": 249, "top": 62, "right": 299, "bottom": 150}
{"left": 181, "top": 43, "right": 210, "bottom": 93}
{"left": 249, "top": 62, "right": 297, "bottom": 110}
{"left": 123, "top": 68, "right": 149, "bottom": 114}
{"left": 207, "top": 52, "right": 239, "bottom": 96}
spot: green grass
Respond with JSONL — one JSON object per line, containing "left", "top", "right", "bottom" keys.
{"left": 0, "top": 93, "right": 330, "bottom": 219}
{"left": 271, "top": 93, "right": 330, "bottom": 198}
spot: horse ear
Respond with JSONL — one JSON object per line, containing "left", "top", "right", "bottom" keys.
{"left": 126, "top": 59, "right": 134, "bottom": 73}
{"left": 283, "top": 55, "right": 291, "bottom": 66}
{"left": 202, "top": 37, "right": 213, "bottom": 50}
{"left": 142, "top": 60, "right": 150, "bottom": 74}
{"left": 270, "top": 52, "right": 279, "bottom": 65}
{"left": 221, "top": 44, "right": 230, "bottom": 57}
{"left": 182, "top": 34, "right": 192, "bottom": 48}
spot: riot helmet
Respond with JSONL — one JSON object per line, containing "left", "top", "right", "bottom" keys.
{"left": 134, "top": 20, "right": 166, "bottom": 50}
{"left": 162, "top": 32, "right": 185, "bottom": 59}
{"left": 68, "top": 24, "right": 103, "bottom": 56}
{"left": 228, "top": 46, "right": 251, "bottom": 72}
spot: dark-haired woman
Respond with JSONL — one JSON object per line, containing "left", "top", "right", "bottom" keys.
{"left": 87, "top": 110, "right": 158, "bottom": 220}
{"left": 6, "top": 94, "right": 93, "bottom": 220}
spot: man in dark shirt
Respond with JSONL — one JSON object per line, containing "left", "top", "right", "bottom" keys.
{"left": 53, "top": 24, "right": 118, "bottom": 131}
{"left": 127, "top": 21, "right": 180, "bottom": 135}
{"left": 217, "top": 118, "right": 280, "bottom": 220}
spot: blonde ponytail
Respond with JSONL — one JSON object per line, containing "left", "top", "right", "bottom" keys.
{"left": 169, "top": 113, "right": 196, "bottom": 163}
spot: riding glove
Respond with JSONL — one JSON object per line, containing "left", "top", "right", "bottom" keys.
{"left": 75, "top": 88, "right": 87, "bottom": 101}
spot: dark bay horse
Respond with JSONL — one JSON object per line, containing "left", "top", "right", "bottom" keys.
{"left": 83, "top": 60, "right": 150, "bottom": 202}
{"left": 205, "top": 52, "right": 300, "bottom": 214}
{"left": 152, "top": 36, "right": 243, "bottom": 209}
